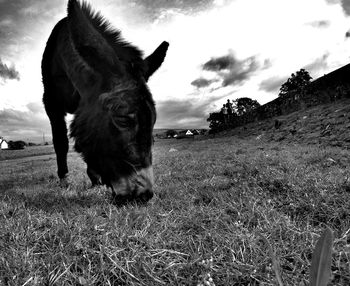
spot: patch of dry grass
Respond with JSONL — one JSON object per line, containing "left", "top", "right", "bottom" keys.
{"left": 1, "top": 138, "right": 349, "bottom": 285}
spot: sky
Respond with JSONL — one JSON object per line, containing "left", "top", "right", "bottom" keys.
{"left": 0, "top": 0, "right": 350, "bottom": 142}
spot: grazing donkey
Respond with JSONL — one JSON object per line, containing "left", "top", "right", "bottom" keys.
{"left": 42, "top": 0, "right": 168, "bottom": 204}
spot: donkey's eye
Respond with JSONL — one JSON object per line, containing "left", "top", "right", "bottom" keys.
{"left": 111, "top": 114, "right": 137, "bottom": 128}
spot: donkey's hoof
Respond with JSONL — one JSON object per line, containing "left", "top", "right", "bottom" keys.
{"left": 89, "top": 180, "right": 103, "bottom": 189}
{"left": 59, "top": 177, "right": 69, "bottom": 188}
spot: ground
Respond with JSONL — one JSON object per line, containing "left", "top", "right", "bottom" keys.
{"left": 1, "top": 132, "right": 349, "bottom": 285}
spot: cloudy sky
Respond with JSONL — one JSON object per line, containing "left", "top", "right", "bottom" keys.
{"left": 0, "top": 0, "right": 350, "bottom": 141}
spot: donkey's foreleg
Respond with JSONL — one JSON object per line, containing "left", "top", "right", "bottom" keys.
{"left": 49, "top": 113, "right": 69, "bottom": 182}
{"left": 87, "top": 166, "right": 102, "bottom": 187}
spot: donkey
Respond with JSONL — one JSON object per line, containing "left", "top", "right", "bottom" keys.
{"left": 42, "top": 0, "right": 168, "bottom": 204}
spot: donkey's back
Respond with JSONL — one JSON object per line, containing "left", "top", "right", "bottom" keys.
{"left": 42, "top": 17, "right": 80, "bottom": 116}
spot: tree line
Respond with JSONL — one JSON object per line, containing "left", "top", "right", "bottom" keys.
{"left": 207, "top": 97, "right": 261, "bottom": 132}
{"left": 207, "top": 68, "right": 313, "bottom": 133}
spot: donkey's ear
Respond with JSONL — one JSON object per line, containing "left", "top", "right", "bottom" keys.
{"left": 143, "top": 41, "right": 169, "bottom": 81}
{"left": 67, "top": 0, "right": 122, "bottom": 75}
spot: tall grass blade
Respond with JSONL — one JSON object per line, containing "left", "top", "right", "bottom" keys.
{"left": 309, "top": 227, "right": 333, "bottom": 286}
{"left": 258, "top": 233, "right": 284, "bottom": 286}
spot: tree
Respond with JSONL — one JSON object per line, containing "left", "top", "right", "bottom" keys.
{"left": 8, "top": 140, "right": 26, "bottom": 150}
{"left": 279, "top": 68, "right": 312, "bottom": 97}
{"left": 207, "top": 112, "right": 225, "bottom": 133}
{"left": 233, "top": 97, "right": 260, "bottom": 116}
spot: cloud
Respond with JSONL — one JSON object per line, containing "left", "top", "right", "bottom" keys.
{"left": 325, "top": 0, "right": 349, "bottom": 12}
{"left": 203, "top": 54, "right": 237, "bottom": 71}
{"left": 303, "top": 53, "right": 329, "bottom": 74}
{"left": 259, "top": 77, "right": 287, "bottom": 93}
{"left": 27, "top": 101, "right": 43, "bottom": 113}
{"left": 191, "top": 77, "right": 217, "bottom": 88}
{"left": 155, "top": 88, "right": 237, "bottom": 128}
{"left": 201, "top": 53, "right": 259, "bottom": 87}
{"left": 156, "top": 92, "right": 231, "bottom": 128}
{"left": 341, "top": 0, "right": 350, "bottom": 15}
{"left": 0, "top": 59, "right": 19, "bottom": 82}
{"left": 156, "top": 99, "right": 208, "bottom": 128}
{"left": 263, "top": 59, "right": 273, "bottom": 69}
{"left": 0, "top": 102, "right": 51, "bottom": 141}
{"left": 222, "top": 57, "right": 259, "bottom": 87}
{"left": 259, "top": 53, "right": 329, "bottom": 94}
{"left": 326, "top": 0, "right": 350, "bottom": 16}
{"left": 346, "top": 30, "right": 350, "bottom": 38}
{"left": 0, "top": 0, "right": 64, "bottom": 59}
{"left": 307, "top": 20, "right": 330, "bottom": 28}
{"left": 125, "top": 0, "right": 215, "bottom": 23}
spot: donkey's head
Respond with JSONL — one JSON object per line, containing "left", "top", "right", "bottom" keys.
{"left": 67, "top": 0, "right": 168, "bottom": 204}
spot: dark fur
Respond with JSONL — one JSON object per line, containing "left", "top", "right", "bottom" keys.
{"left": 42, "top": 0, "right": 168, "bottom": 202}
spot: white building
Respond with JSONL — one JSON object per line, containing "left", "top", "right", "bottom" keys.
{"left": 0, "top": 138, "right": 8, "bottom": 150}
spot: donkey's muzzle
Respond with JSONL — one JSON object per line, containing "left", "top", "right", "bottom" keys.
{"left": 111, "top": 166, "right": 154, "bottom": 205}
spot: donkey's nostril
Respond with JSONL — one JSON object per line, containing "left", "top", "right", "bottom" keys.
{"left": 136, "top": 189, "right": 153, "bottom": 204}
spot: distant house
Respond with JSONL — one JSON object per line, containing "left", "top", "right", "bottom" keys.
{"left": 176, "top": 130, "right": 195, "bottom": 139}
{"left": 0, "top": 138, "right": 8, "bottom": 150}
{"left": 190, "top": 129, "right": 201, "bottom": 135}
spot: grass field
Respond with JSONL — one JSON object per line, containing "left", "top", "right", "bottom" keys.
{"left": 0, "top": 144, "right": 56, "bottom": 161}
{"left": 1, "top": 136, "right": 350, "bottom": 285}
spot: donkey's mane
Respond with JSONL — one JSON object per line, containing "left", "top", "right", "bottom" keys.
{"left": 68, "top": 0, "right": 143, "bottom": 63}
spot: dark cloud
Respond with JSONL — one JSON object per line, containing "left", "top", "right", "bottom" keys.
{"left": 191, "top": 77, "right": 217, "bottom": 88}
{"left": 325, "top": 0, "right": 350, "bottom": 16}
{"left": 346, "top": 30, "right": 350, "bottom": 38}
{"left": 203, "top": 54, "right": 237, "bottom": 71}
{"left": 202, "top": 54, "right": 259, "bottom": 87}
{"left": 126, "top": 0, "right": 215, "bottom": 24}
{"left": 303, "top": 53, "right": 329, "bottom": 74}
{"left": 0, "top": 58, "right": 19, "bottom": 82}
{"left": 0, "top": 0, "right": 214, "bottom": 62}
{"left": 0, "top": 102, "right": 51, "bottom": 141}
{"left": 307, "top": 20, "right": 330, "bottom": 28}
{"left": 259, "top": 77, "right": 287, "bottom": 93}
{"left": 0, "top": 1, "right": 64, "bottom": 59}
{"left": 341, "top": 0, "right": 350, "bottom": 15}
{"left": 223, "top": 57, "right": 258, "bottom": 86}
